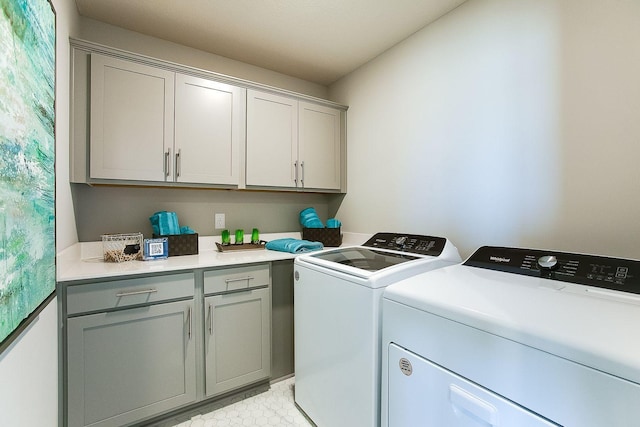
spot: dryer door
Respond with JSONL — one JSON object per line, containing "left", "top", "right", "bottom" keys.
{"left": 387, "top": 344, "right": 559, "bottom": 427}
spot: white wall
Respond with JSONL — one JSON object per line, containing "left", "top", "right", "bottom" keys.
{"left": 330, "top": 0, "right": 640, "bottom": 259}
{"left": 57, "top": 0, "right": 81, "bottom": 252}
{"left": 0, "top": 298, "right": 59, "bottom": 425}
{"left": 77, "top": 17, "right": 329, "bottom": 99}
{"left": 0, "top": 0, "right": 80, "bottom": 425}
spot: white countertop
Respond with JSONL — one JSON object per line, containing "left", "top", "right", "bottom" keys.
{"left": 57, "top": 232, "right": 371, "bottom": 283}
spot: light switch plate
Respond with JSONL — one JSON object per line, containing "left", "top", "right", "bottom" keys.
{"left": 214, "top": 213, "right": 225, "bottom": 229}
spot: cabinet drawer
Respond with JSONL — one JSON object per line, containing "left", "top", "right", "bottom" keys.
{"left": 67, "top": 272, "right": 194, "bottom": 315}
{"left": 204, "top": 264, "right": 270, "bottom": 295}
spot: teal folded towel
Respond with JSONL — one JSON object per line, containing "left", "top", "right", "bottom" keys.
{"left": 265, "top": 238, "right": 324, "bottom": 254}
{"left": 180, "top": 226, "right": 196, "bottom": 234}
{"left": 149, "top": 211, "right": 180, "bottom": 235}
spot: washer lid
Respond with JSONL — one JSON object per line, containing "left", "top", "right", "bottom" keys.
{"left": 307, "top": 247, "right": 421, "bottom": 272}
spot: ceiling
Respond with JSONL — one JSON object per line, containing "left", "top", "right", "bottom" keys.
{"left": 74, "top": 0, "right": 467, "bottom": 86}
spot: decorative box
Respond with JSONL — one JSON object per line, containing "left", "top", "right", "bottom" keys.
{"left": 302, "top": 228, "right": 342, "bottom": 247}
{"left": 152, "top": 233, "right": 199, "bottom": 256}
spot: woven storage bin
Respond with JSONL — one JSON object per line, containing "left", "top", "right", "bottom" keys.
{"left": 102, "top": 233, "right": 143, "bottom": 262}
{"left": 153, "top": 233, "right": 199, "bottom": 256}
{"left": 302, "top": 228, "right": 342, "bottom": 247}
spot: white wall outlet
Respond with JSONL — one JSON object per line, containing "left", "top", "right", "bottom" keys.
{"left": 214, "top": 213, "right": 225, "bottom": 229}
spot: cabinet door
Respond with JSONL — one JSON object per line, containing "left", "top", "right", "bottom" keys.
{"left": 90, "top": 54, "right": 175, "bottom": 181}
{"left": 175, "top": 74, "right": 245, "bottom": 185}
{"left": 67, "top": 300, "right": 196, "bottom": 427}
{"left": 298, "top": 101, "right": 342, "bottom": 190}
{"left": 205, "top": 288, "right": 271, "bottom": 397}
{"left": 246, "top": 90, "right": 298, "bottom": 188}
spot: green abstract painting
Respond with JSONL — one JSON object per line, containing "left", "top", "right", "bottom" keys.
{"left": 0, "top": 0, "right": 56, "bottom": 349}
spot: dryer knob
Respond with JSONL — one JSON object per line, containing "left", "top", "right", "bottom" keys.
{"left": 538, "top": 255, "right": 558, "bottom": 270}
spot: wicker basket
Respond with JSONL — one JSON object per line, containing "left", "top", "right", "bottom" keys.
{"left": 102, "top": 233, "right": 144, "bottom": 262}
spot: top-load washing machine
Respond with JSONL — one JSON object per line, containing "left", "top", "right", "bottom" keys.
{"left": 294, "top": 232, "right": 461, "bottom": 427}
{"left": 382, "top": 245, "right": 640, "bottom": 427}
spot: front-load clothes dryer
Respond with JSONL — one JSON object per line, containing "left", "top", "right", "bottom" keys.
{"left": 294, "top": 232, "right": 461, "bottom": 427}
{"left": 382, "top": 246, "right": 640, "bottom": 427}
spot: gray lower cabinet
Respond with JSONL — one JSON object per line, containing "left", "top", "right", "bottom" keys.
{"left": 204, "top": 264, "right": 271, "bottom": 397}
{"left": 62, "top": 265, "right": 273, "bottom": 426}
{"left": 64, "top": 273, "right": 196, "bottom": 427}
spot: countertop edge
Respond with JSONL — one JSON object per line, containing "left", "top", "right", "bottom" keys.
{"left": 57, "top": 232, "right": 371, "bottom": 283}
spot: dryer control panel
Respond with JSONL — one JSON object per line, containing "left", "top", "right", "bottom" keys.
{"left": 363, "top": 233, "right": 446, "bottom": 256}
{"left": 465, "top": 246, "right": 640, "bottom": 295}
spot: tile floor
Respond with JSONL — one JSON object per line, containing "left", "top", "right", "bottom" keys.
{"left": 165, "top": 377, "right": 313, "bottom": 427}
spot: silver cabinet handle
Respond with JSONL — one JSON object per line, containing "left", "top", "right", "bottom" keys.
{"left": 187, "top": 306, "right": 192, "bottom": 339}
{"left": 301, "top": 161, "right": 305, "bottom": 187}
{"left": 224, "top": 276, "right": 254, "bottom": 284}
{"left": 115, "top": 289, "right": 158, "bottom": 297}
{"left": 175, "top": 149, "right": 181, "bottom": 178}
{"left": 208, "top": 304, "right": 213, "bottom": 336}
{"left": 294, "top": 161, "right": 299, "bottom": 186}
{"left": 164, "top": 149, "right": 171, "bottom": 177}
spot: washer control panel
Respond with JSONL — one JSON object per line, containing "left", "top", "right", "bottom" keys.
{"left": 363, "top": 232, "right": 446, "bottom": 256}
{"left": 465, "top": 246, "right": 640, "bottom": 294}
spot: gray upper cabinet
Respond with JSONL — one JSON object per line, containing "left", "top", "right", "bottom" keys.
{"left": 84, "top": 52, "right": 244, "bottom": 187}
{"left": 298, "top": 101, "right": 342, "bottom": 190}
{"left": 90, "top": 54, "right": 175, "bottom": 182}
{"left": 246, "top": 90, "right": 299, "bottom": 188}
{"left": 246, "top": 89, "right": 345, "bottom": 191}
{"left": 70, "top": 40, "right": 346, "bottom": 192}
{"left": 174, "top": 74, "right": 245, "bottom": 185}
